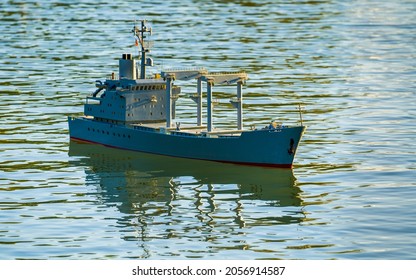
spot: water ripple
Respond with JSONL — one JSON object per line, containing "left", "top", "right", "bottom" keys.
{"left": 0, "top": 0, "right": 415, "bottom": 259}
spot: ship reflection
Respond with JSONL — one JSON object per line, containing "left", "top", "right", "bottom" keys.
{"left": 69, "top": 141, "right": 305, "bottom": 233}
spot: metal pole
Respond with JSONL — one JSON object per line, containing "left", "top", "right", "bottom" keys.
{"left": 166, "top": 75, "right": 173, "bottom": 128}
{"left": 237, "top": 80, "right": 243, "bottom": 130}
{"left": 197, "top": 77, "right": 202, "bottom": 126}
{"left": 207, "top": 78, "right": 213, "bottom": 132}
{"left": 140, "top": 21, "right": 146, "bottom": 79}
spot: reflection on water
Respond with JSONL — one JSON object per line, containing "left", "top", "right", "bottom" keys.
{"left": 69, "top": 140, "right": 303, "bottom": 214}
{"left": 68, "top": 141, "right": 306, "bottom": 258}
{"left": 1, "top": 0, "right": 415, "bottom": 260}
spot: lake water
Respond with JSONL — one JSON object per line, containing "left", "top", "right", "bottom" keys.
{"left": 0, "top": 0, "right": 415, "bottom": 260}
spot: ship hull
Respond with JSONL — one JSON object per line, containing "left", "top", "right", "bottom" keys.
{"left": 68, "top": 117, "right": 305, "bottom": 168}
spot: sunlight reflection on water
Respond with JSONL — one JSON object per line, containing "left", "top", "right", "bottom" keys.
{"left": 0, "top": 0, "right": 415, "bottom": 259}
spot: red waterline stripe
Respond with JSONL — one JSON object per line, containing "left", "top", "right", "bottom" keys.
{"left": 69, "top": 136, "right": 293, "bottom": 169}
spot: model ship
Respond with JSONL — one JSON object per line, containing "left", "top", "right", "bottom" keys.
{"left": 68, "top": 20, "right": 306, "bottom": 168}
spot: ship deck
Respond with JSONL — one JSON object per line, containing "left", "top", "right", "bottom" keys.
{"left": 130, "top": 122, "right": 244, "bottom": 137}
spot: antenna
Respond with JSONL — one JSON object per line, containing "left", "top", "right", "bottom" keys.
{"left": 132, "top": 19, "right": 153, "bottom": 79}
{"left": 298, "top": 103, "right": 304, "bottom": 126}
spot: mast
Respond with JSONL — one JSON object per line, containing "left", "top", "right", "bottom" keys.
{"left": 132, "top": 20, "right": 152, "bottom": 79}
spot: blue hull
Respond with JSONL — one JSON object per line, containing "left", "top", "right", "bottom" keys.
{"left": 68, "top": 117, "right": 305, "bottom": 168}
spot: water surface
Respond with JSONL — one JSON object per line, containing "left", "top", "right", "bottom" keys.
{"left": 0, "top": 0, "right": 415, "bottom": 259}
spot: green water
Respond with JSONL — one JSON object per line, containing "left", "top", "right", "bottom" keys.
{"left": 0, "top": 0, "right": 415, "bottom": 259}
